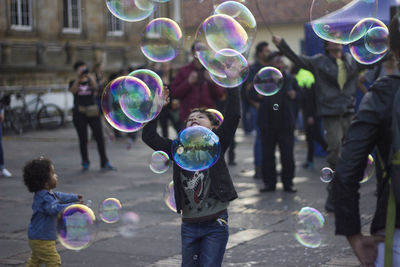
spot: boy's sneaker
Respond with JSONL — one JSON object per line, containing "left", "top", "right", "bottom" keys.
{"left": 82, "top": 162, "right": 90, "bottom": 172}
{"left": 1, "top": 168, "right": 12, "bottom": 177}
{"left": 101, "top": 162, "right": 116, "bottom": 171}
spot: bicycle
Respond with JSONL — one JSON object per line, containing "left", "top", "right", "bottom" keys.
{"left": 13, "top": 91, "right": 64, "bottom": 131}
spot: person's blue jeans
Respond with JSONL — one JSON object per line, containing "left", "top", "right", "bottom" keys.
{"left": 181, "top": 212, "right": 229, "bottom": 267}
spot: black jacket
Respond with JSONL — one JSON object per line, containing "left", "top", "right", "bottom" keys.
{"left": 142, "top": 88, "right": 241, "bottom": 214}
{"left": 333, "top": 75, "right": 400, "bottom": 236}
{"left": 250, "top": 71, "right": 300, "bottom": 130}
{"left": 277, "top": 39, "right": 361, "bottom": 117}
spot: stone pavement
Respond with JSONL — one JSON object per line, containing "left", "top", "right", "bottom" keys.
{"left": 0, "top": 124, "right": 377, "bottom": 267}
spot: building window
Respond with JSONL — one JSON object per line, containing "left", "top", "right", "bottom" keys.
{"left": 107, "top": 13, "right": 124, "bottom": 36}
{"left": 10, "top": 0, "right": 32, "bottom": 31}
{"left": 62, "top": 0, "right": 81, "bottom": 33}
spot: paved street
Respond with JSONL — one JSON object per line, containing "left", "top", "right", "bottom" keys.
{"left": 0, "top": 123, "right": 377, "bottom": 267}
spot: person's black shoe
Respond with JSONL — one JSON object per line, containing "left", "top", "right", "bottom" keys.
{"left": 283, "top": 186, "right": 297, "bottom": 193}
{"left": 259, "top": 186, "right": 276, "bottom": 193}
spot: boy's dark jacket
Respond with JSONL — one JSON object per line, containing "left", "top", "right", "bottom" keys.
{"left": 333, "top": 75, "right": 400, "bottom": 236}
{"left": 142, "top": 88, "right": 241, "bottom": 214}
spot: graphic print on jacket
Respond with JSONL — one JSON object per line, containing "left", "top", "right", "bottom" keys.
{"left": 182, "top": 170, "right": 206, "bottom": 204}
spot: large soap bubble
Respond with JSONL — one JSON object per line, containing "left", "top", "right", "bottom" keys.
{"left": 253, "top": 66, "right": 283, "bottom": 96}
{"left": 349, "top": 18, "right": 388, "bottom": 65}
{"left": 57, "top": 204, "right": 97, "bottom": 251}
{"left": 172, "top": 126, "right": 221, "bottom": 171}
{"left": 101, "top": 77, "right": 145, "bottom": 132}
{"left": 106, "top": 0, "right": 154, "bottom": 22}
{"left": 310, "top": 0, "right": 378, "bottom": 44}
{"left": 141, "top": 18, "right": 182, "bottom": 62}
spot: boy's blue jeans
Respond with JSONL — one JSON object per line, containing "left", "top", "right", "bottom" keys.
{"left": 181, "top": 212, "right": 229, "bottom": 267}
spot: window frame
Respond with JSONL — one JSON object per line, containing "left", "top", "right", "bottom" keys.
{"left": 107, "top": 12, "right": 124, "bottom": 37}
{"left": 62, "top": 0, "right": 82, "bottom": 34}
{"left": 10, "top": 0, "right": 33, "bottom": 31}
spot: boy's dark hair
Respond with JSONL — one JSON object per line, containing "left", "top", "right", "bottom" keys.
{"left": 266, "top": 51, "right": 283, "bottom": 62}
{"left": 255, "top": 41, "right": 269, "bottom": 57}
{"left": 23, "top": 157, "right": 53, "bottom": 193}
{"left": 185, "top": 108, "right": 221, "bottom": 127}
{"left": 73, "top": 60, "right": 86, "bottom": 71}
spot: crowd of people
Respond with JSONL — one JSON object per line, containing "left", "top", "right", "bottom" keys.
{"left": 2, "top": 12, "right": 400, "bottom": 267}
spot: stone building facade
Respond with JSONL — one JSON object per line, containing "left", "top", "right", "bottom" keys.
{"left": 0, "top": 0, "right": 184, "bottom": 87}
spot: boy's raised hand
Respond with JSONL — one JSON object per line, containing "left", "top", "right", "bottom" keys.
{"left": 162, "top": 86, "right": 170, "bottom": 107}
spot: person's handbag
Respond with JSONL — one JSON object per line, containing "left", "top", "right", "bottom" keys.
{"left": 78, "top": 105, "right": 99, "bottom": 117}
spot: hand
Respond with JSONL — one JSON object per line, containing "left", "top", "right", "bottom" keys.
{"left": 272, "top": 35, "right": 282, "bottom": 47}
{"left": 307, "top": 117, "right": 315, "bottom": 125}
{"left": 287, "top": 89, "right": 296, "bottom": 100}
{"left": 0, "top": 113, "right": 4, "bottom": 123}
{"left": 188, "top": 71, "right": 198, "bottom": 84}
{"left": 77, "top": 194, "right": 83, "bottom": 203}
{"left": 347, "top": 234, "right": 384, "bottom": 267}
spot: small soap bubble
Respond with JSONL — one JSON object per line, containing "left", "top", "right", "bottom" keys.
{"left": 172, "top": 126, "right": 221, "bottom": 171}
{"left": 141, "top": 18, "right": 182, "bottom": 63}
{"left": 206, "top": 108, "right": 224, "bottom": 125}
{"left": 273, "top": 104, "right": 279, "bottom": 111}
{"left": 163, "top": 180, "right": 177, "bottom": 212}
{"left": 149, "top": 151, "right": 170, "bottom": 174}
{"left": 253, "top": 67, "right": 283, "bottom": 96}
{"left": 365, "top": 26, "right": 389, "bottom": 55}
{"left": 57, "top": 204, "right": 97, "bottom": 251}
{"left": 119, "top": 212, "right": 140, "bottom": 238}
{"left": 99, "top": 198, "right": 122, "bottom": 224}
{"left": 294, "top": 207, "right": 325, "bottom": 248}
{"left": 360, "top": 154, "right": 375, "bottom": 184}
{"left": 320, "top": 167, "right": 334, "bottom": 183}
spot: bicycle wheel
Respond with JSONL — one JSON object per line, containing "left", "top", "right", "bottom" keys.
{"left": 37, "top": 104, "right": 64, "bottom": 130}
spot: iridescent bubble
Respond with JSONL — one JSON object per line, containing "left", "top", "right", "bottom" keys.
{"left": 273, "top": 104, "right": 279, "bottom": 111}
{"left": 153, "top": 0, "right": 170, "bottom": 2}
{"left": 320, "top": 167, "right": 334, "bottom": 183}
{"left": 148, "top": 151, "right": 170, "bottom": 174}
{"left": 105, "top": 0, "right": 154, "bottom": 22}
{"left": 128, "top": 69, "right": 164, "bottom": 98}
{"left": 294, "top": 207, "right": 325, "bottom": 248}
{"left": 141, "top": 18, "right": 182, "bottom": 63}
{"left": 310, "top": 0, "right": 378, "bottom": 44}
{"left": 206, "top": 108, "right": 224, "bottom": 125}
{"left": 360, "top": 154, "right": 375, "bottom": 184}
{"left": 101, "top": 77, "right": 145, "bottom": 132}
{"left": 57, "top": 204, "right": 96, "bottom": 251}
{"left": 349, "top": 18, "right": 387, "bottom": 64}
{"left": 196, "top": 14, "right": 248, "bottom": 54}
{"left": 214, "top": 1, "right": 256, "bottom": 48}
{"left": 208, "top": 49, "right": 249, "bottom": 88}
{"left": 365, "top": 26, "right": 389, "bottom": 54}
{"left": 118, "top": 76, "right": 163, "bottom": 123}
{"left": 119, "top": 212, "right": 140, "bottom": 238}
{"left": 172, "top": 126, "right": 221, "bottom": 171}
{"left": 163, "top": 180, "right": 177, "bottom": 212}
{"left": 99, "top": 198, "right": 122, "bottom": 224}
{"left": 253, "top": 67, "right": 283, "bottom": 96}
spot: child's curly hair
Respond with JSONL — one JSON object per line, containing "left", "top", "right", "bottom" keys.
{"left": 23, "top": 157, "right": 53, "bottom": 193}
{"left": 185, "top": 108, "right": 221, "bottom": 128}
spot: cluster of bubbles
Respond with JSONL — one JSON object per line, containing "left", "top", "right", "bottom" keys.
{"left": 172, "top": 126, "right": 221, "bottom": 171}
{"left": 101, "top": 69, "right": 164, "bottom": 132}
{"left": 194, "top": 1, "right": 257, "bottom": 88}
{"left": 310, "top": 0, "right": 388, "bottom": 65}
{"left": 294, "top": 207, "right": 326, "bottom": 248}
{"left": 57, "top": 198, "right": 141, "bottom": 250}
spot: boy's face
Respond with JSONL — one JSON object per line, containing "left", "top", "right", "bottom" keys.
{"left": 46, "top": 165, "right": 58, "bottom": 190}
{"left": 186, "top": 111, "right": 213, "bottom": 129}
